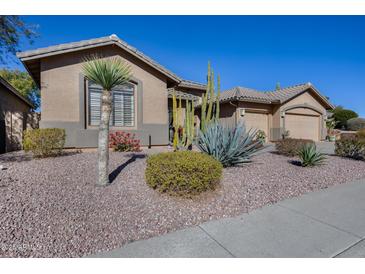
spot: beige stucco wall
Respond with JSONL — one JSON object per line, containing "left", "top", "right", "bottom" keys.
{"left": 0, "top": 85, "right": 31, "bottom": 152}
{"left": 38, "top": 45, "right": 176, "bottom": 147}
{"left": 277, "top": 90, "right": 328, "bottom": 140}
{"left": 218, "top": 102, "right": 237, "bottom": 127}
{"left": 218, "top": 90, "right": 329, "bottom": 141}
{"left": 219, "top": 101, "right": 273, "bottom": 140}
{"left": 40, "top": 45, "right": 169, "bottom": 127}
{"left": 281, "top": 91, "right": 325, "bottom": 113}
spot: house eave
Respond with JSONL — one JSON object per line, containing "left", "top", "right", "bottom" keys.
{"left": 17, "top": 35, "right": 182, "bottom": 85}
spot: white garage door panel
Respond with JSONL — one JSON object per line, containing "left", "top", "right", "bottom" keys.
{"left": 244, "top": 112, "right": 269, "bottom": 136}
{"left": 285, "top": 114, "right": 320, "bottom": 141}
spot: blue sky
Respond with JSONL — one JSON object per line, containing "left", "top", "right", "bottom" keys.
{"left": 5, "top": 16, "right": 365, "bottom": 116}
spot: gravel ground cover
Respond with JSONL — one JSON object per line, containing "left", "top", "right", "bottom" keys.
{"left": 1, "top": 150, "right": 365, "bottom": 257}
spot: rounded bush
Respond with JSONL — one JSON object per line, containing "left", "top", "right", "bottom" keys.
{"left": 347, "top": 117, "right": 365, "bottom": 131}
{"left": 335, "top": 139, "right": 365, "bottom": 160}
{"left": 23, "top": 128, "right": 66, "bottom": 158}
{"left": 357, "top": 128, "right": 365, "bottom": 140}
{"left": 145, "top": 151, "right": 223, "bottom": 196}
{"left": 275, "top": 138, "right": 315, "bottom": 157}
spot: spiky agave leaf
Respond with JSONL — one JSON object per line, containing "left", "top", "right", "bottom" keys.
{"left": 298, "top": 144, "right": 326, "bottom": 167}
{"left": 196, "top": 121, "right": 263, "bottom": 167}
{"left": 82, "top": 55, "right": 132, "bottom": 91}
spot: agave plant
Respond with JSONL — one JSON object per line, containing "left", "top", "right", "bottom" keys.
{"left": 298, "top": 144, "right": 326, "bottom": 167}
{"left": 196, "top": 121, "right": 263, "bottom": 167}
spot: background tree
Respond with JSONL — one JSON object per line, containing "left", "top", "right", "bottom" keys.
{"left": 82, "top": 56, "right": 132, "bottom": 186}
{"left": 0, "top": 16, "right": 37, "bottom": 63}
{"left": 331, "top": 105, "right": 358, "bottom": 129}
{"left": 0, "top": 69, "right": 40, "bottom": 109}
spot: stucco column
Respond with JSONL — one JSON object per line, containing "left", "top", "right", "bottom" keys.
{"left": 236, "top": 107, "right": 245, "bottom": 125}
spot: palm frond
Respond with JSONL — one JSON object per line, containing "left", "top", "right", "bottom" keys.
{"left": 82, "top": 55, "right": 132, "bottom": 90}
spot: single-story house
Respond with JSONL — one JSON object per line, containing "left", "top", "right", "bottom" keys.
{"left": 17, "top": 34, "right": 206, "bottom": 147}
{"left": 0, "top": 76, "right": 34, "bottom": 153}
{"left": 219, "top": 83, "right": 335, "bottom": 141}
{"left": 17, "top": 34, "right": 334, "bottom": 147}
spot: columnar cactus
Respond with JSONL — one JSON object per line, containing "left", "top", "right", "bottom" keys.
{"left": 183, "top": 99, "right": 195, "bottom": 148}
{"left": 172, "top": 90, "right": 179, "bottom": 151}
{"left": 172, "top": 91, "right": 196, "bottom": 151}
{"left": 172, "top": 61, "right": 221, "bottom": 150}
{"left": 215, "top": 75, "right": 221, "bottom": 121}
{"left": 200, "top": 62, "right": 221, "bottom": 131}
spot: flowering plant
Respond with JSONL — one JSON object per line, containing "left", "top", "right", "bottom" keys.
{"left": 109, "top": 131, "right": 141, "bottom": 152}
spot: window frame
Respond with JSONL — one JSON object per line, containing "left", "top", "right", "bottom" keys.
{"left": 86, "top": 79, "right": 137, "bottom": 129}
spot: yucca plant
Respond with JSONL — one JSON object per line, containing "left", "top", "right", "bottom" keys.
{"left": 196, "top": 121, "right": 263, "bottom": 167}
{"left": 82, "top": 56, "right": 132, "bottom": 186}
{"left": 298, "top": 144, "right": 326, "bottom": 167}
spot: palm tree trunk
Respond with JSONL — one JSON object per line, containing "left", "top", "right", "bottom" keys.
{"left": 97, "top": 89, "right": 112, "bottom": 186}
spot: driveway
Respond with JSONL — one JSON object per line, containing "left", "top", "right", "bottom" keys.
{"left": 316, "top": 141, "right": 335, "bottom": 155}
{"left": 89, "top": 178, "right": 365, "bottom": 258}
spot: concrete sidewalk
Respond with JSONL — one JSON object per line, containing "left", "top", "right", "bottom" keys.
{"left": 89, "top": 178, "right": 365, "bottom": 258}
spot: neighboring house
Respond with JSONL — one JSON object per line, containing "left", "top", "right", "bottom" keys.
{"left": 219, "top": 83, "right": 334, "bottom": 141}
{"left": 0, "top": 76, "right": 34, "bottom": 153}
{"left": 17, "top": 34, "right": 206, "bottom": 148}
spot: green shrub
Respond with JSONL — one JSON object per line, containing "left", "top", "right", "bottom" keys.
{"left": 331, "top": 106, "right": 358, "bottom": 129}
{"left": 23, "top": 128, "right": 66, "bottom": 157}
{"left": 275, "top": 138, "right": 315, "bottom": 157}
{"left": 298, "top": 144, "right": 326, "bottom": 167}
{"left": 340, "top": 132, "right": 358, "bottom": 141}
{"left": 347, "top": 117, "right": 365, "bottom": 131}
{"left": 357, "top": 129, "right": 365, "bottom": 140}
{"left": 196, "top": 121, "right": 263, "bottom": 167}
{"left": 145, "top": 151, "right": 223, "bottom": 196}
{"left": 335, "top": 139, "right": 365, "bottom": 160}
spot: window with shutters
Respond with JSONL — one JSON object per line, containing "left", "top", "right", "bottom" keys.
{"left": 88, "top": 81, "right": 135, "bottom": 127}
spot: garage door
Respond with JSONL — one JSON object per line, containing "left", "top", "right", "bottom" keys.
{"left": 244, "top": 112, "right": 269, "bottom": 137}
{"left": 285, "top": 114, "right": 320, "bottom": 141}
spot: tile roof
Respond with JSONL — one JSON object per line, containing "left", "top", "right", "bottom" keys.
{"left": 17, "top": 34, "right": 207, "bottom": 90}
{"left": 220, "top": 83, "right": 334, "bottom": 109}
{"left": 167, "top": 88, "right": 201, "bottom": 102}
{"left": 178, "top": 79, "right": 206, "bottom": 90}
{"left": 17, "top": 34, "right": 181, "bottom": 82}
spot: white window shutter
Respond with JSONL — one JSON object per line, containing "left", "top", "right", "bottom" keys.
{"left": 88, "top": 81, "right": 135, "bottom": 127}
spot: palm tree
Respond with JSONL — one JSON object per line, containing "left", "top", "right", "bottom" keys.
{"left": 82, "top": 56, "right": 132, "bottom": 186}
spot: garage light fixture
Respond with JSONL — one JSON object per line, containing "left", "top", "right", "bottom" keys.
{"left": 239, "top": 108, "right": 245, "bottom": 117}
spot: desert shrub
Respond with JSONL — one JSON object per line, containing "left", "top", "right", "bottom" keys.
{"left": 275, "top": 138, "right": 315, "bottom": 157}
{"left": 340, "top": 132, "right": 357, "bottom": 141}
{"left": 357, "top": 129, "right": 365, "bottom": 140}
{"left": 109, "top": 131, "right": 141, "bottom": 152}
{"left": 145, "top": 151, "right": 222, "bottom": 196}
{"left": 335, "top": 139, "right": 365, "bottom": 160}
{"left": 196, "top": 121, "right": 263, "bottom": 167}
{"left": 331, "top": 106, "right": 358, "bottom": 129}
{"left": 23, "top": 128, "right": 66, "bottom": 157}
{"left": 298, "top": 144, "right": 326, "bottom": 167}
{"left": 347, "top": 117, "right": 365, "bottom": 131}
